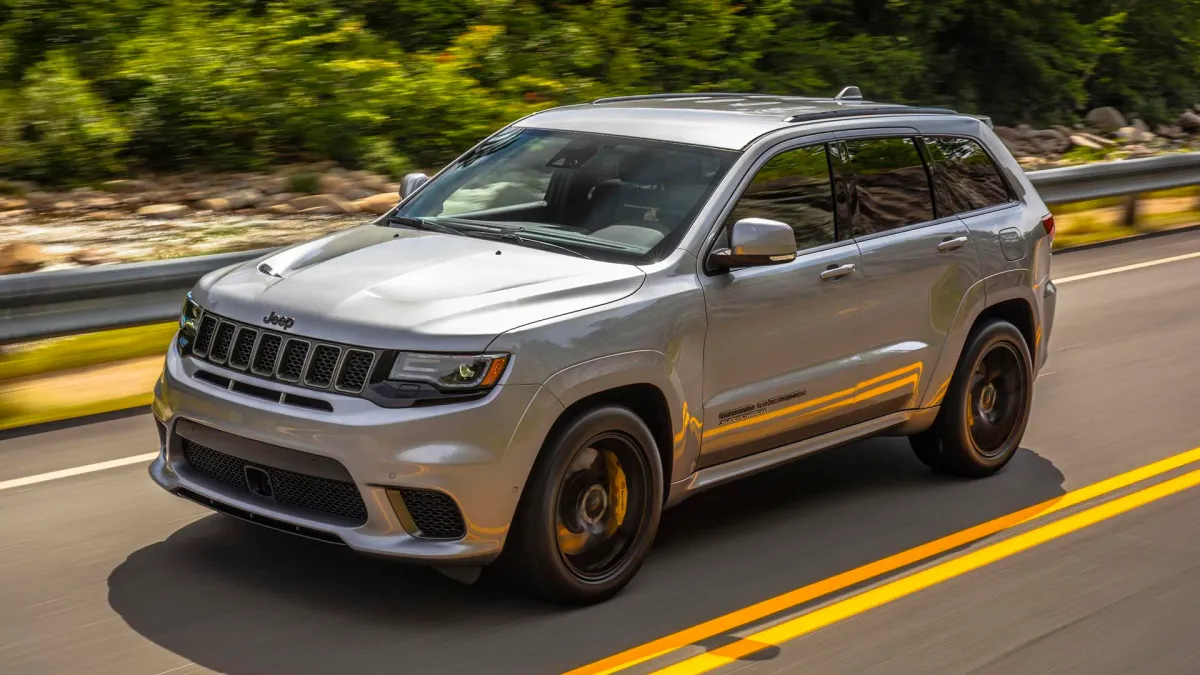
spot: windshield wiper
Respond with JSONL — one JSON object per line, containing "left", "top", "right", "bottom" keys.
{"left": 465, "top": 229, "right": 591, "bottom": 259}
{"left": 388, "top": 216, "right": 468, "bottom": 237}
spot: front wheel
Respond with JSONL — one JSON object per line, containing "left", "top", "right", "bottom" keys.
{"left": 910, "top": 319, "right": 1034, "bottom": 477}
{"left": 506, "top": 405, "right": 663, "bottom": 604}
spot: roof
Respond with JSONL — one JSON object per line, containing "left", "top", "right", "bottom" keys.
{"left": 512, "top": 92, "right": 960, "bottom": 151}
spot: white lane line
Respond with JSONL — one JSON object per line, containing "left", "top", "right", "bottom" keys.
{"left": 1056, "top": 250, "right": 1200, "bottom": 284}
{"left": 0, "top": 453, "right": 158, "bottom": 492}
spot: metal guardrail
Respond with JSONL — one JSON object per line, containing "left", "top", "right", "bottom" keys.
{"left": 3, "top": 153, "right": 1200, "bottom": 345}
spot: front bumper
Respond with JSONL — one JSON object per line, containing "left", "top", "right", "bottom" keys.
{"left": 149, "top": 341, "right": 563, "bottom": 564}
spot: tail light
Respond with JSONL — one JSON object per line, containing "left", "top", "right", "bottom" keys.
{"left": 1041, "top": 213, "right": 1055, "bottom": 242}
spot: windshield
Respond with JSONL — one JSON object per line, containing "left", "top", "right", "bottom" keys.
{"left": 394, "top": 128, "right": 737, "bottom": 263}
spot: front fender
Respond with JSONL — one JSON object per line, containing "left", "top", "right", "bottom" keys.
{"left": 542, "top": 350, "right": 701, "bottom": 486}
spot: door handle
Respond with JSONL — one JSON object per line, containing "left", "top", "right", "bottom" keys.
{"left": 937, "top": 236, "right": 969, "bottom": 252}
{"left": 820, "top": 263, "right": 856, "bottom": 281}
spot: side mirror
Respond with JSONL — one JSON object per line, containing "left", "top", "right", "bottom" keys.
{"left": 400, "top": 172, "right": 429, "bottom": 199}
{"left": 709, "top": 218, "right": 797, "bottom": 269}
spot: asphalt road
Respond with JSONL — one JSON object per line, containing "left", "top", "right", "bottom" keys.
{"left": 4, "top": 230, "right": 1200, "bottom": 675}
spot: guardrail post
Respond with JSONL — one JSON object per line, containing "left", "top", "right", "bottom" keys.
{"left": 1122, "top": 194, "right": 1140, "bottom": 228}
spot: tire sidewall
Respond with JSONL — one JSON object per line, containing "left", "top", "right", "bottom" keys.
{"left": 943, "top": 320, "right": 1034, "bottom": 474}
{"left": 514, "top": 405, "right": 664, "bottom": 604}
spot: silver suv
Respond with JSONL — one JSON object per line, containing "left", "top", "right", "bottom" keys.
{"left": 149, "top": 89, "right": 1057, "bottom": 604}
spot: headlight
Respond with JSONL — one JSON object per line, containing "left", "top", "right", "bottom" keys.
{"left": 178, "top": 293, "right": 202, "bottom": 351}
{"left": 388, "top": 352, "right": 509, "bottom": 390}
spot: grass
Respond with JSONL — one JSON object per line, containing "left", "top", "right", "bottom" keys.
{"left": 0, "top": 322, "right": 177, "bottom": 381}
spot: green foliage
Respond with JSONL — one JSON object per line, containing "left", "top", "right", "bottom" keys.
{"left": 288, "top": 171, "right": 321, "bottom": 194}
{"left": 0, "top": 52, "right": 129, "bottom": 182}
{"left": 1, "top": 0, "right": 1199, "bottom": 184}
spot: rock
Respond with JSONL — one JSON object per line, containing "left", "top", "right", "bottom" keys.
{"left": 992, "top": 126, "right": 1021, "bottom": 142}
{"left": 53, "top": 200, "right": 79, "bottom": 210}
{"left": 267, "top": 204, "right": 296, "bottom": 215}
{"left": 1177, "top": 111, "right": 1200, "bottom": 132}
{"left": 341, "top": 187, "right": 376, "bottom": 201}
{"left": 196, "top": 198, "right": 233, "bottom": 212}
{"left": 384, "top": 182, "right": 401, "bottom": 194}
{"left": 287, "top": 194, "right": 358, "bottom": 213}
{"left": 222, "top": 189, "right": 262, "bottom": 209}
{"left": 354, "top": 193, "right": 399, "bottom": 215}
{"left": 101, "top": 179, "right": 158, "bottom": 193}
{"left": 1026, "top": 129, "right": 1070, "bottom": 154}
{"left": 1085, "top": 106, "right": 1127, "bottom": 132}
{"left": 1132, "top": 118, "right": 1151, "bottom": 133}
{"left": 136, "top": 203, "right": 191, "bottom": 219}
{"left": 82, "top": 196, "right": 119, "bottom": 210}
{"left": 0, "top": 198, "right": 28, "bottom": 211}
{"left": 299, "top": 205, "right": 356, "bottom": 215}
{"left": 25, "top": 192, "right": 59, "bottom": 210}
{"left": 1075, "top": 132, "right": 1116, "bottom": 147}
{"left": 360, "top": 174, "right": 389, "bottom": 191}
{"left": 1156, "top": 124, "right": 1184, "bottom": 139}
{"left": 69, "top": 249, "right": 122, "bottom": 266}
{"left": 255, "top": 192, "right": 298, "bottom": 208}
{"left": 1115, "top": 126, "right": 1156, "bottom": 143}
{"left": 259, "top": 176, "right": 290, "bottom": 195}
{"left": 1069, "top": 135, "right": 1105, "bottom": 150}
{"left": 0, "top": 242, "right": 49, "bottom": 274}
{"left": 317, "top": 174, "right": 350, "bottom": 195}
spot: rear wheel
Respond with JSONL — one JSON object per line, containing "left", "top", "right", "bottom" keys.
{"left": 910, "top": 319, "right": 1033, "bottom": 477}
{"left": 507, "top": 405, "right": 663, "bottom": 604}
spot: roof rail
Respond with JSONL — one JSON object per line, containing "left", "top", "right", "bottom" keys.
{"left": 783, "top": 106, "right": 958, "bottom": 124}
{"left": 834, "top": 86, "right": 863, "bottom": 101}
{"left": 592, "top": 92, "right": 757, "bottom": 105}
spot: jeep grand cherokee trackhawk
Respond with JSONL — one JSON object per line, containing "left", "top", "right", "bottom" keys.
{"left": 149, "top": 88, "right": 1057, "bottom": 604}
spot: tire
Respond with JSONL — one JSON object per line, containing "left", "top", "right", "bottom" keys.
{"left": 505, "top": 405, "right": 664, "bottom": 605}
{"left": 909, "top": 319, "right": 1034, "bottom": 478}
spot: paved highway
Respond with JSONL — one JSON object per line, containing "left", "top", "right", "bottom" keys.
{"left": 3, "top": 231, "right": 1200, "bottom": 675}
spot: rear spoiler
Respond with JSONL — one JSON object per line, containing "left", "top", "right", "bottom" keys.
{"left": 972, "top": 115, "right": 995, "bottom": 129}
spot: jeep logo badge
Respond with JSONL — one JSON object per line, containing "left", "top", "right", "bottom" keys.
{"left": 263, "top": 311, "right": 295, "bottom": 330}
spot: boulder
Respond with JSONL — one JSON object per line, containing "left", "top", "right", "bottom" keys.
{"left": 341, "top": 187, "right": 376, "bottom": 201}
{"left": 287, "top": 194, "right": 358, "bottom": 213}
{"left": 255, "top": 192, "right": 298, "bottom": 208}
{"left": 195, "top": 198, "right": 233, "bottom": 212}
{"left": 992, "top": 126, "right": 1021, "bottom": 143}
{"left": 82, "top": 196, "right": 119, "bottom": 210}
{"left": 1075, "top": 132, "right": 1116, "bottom": 147}
{"left": 24, "top": 192, "right": 59, "bottom": 210}
{"left": 1085, "top": 107, "right": 1127, "bottom": 132}
{"left": 1178, "top": 110, "right": 1200, "bottom": 132}
{"left": 52, "top": 200, "right": 79, "bottom": 210}
{"left": 1156, "top": 124, "right": 1184, "bottom": 139}
{"left": 1026, "top": 129, "right": 1070, "bottom": 154}
{"left": 359, "top": 174, "right": 389, "bottom": 191}
{"left": 267, "top": 204, "right": 296, "bottom": 215}
{"left": 1132, "top": 118, "right": 1151, "bottom": 133}
{"left": 0, "top": 242, "right": 49, "bottom": 274}
{"left": 1115, "top": 126, "right": 1156, "bottom": 144}
{"left": 223, "top": 189, "right": 262, "bottom": 210}
{"left": 84, "top": 210, "right": 125, "bottom": 221}
{"left": 317, "top": 173, "right": 351, "bottom": 195}
{"left": 354, "top": 193, "right": 399, "bottom": 215}
{"left": 0, "top": 198, "right": 28, "bottom": 211}
{"left": 136, "top": 203, "right": 191, "bottom": 219}
{"left": 299, "top": 205, "right": 356, "bottom": 215}
{"left": 1069, "top": 135, "right": 1104, "bottom": 150}
{"left": 69, "top": 249, "right": 122, "bottom": 266}
{"left": 101, "top": 179, "right": 158, "bottom": 193}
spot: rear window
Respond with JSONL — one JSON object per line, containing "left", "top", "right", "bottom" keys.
{"left": 922, "top": 136, "right": 1012, "bottom": 216}
{"left": 843, "top": 137, "right": 935, "bottom": 236}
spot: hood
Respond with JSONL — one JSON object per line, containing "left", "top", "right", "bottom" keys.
{"left": 194, "top": 225, "right": 646, "bottom": 352}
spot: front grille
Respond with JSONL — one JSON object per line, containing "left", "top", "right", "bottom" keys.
{"left": 305, "top": 345, "right": 340, "bottom": 388}
{"left": 187, "top": 310, "right": 379, "bottom": 396}
{"left": 228, "top": 328, "right": 256, "bottom": 370}
{"left": 182, "top": 438, "right": 368, "bottom": 524}
{"left": 210, "top": 322, "right": 236, "bottom": 363}
{"left": 399, "top": 488, "right": 466, "bottom": 539}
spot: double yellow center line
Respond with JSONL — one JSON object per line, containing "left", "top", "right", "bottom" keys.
{"left": 568, "top": 446, "right": 1200, "bottom": 675}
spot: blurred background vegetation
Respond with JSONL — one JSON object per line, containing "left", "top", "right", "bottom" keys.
{"left": 2, "top": 0, "right": 1200, "bottom": 185}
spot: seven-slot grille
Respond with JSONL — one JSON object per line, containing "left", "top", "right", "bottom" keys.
{"left": 190, "top": 311, "right": 379, "bottom": 395}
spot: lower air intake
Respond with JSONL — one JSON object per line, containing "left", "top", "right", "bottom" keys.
{"left": 399, "top": 489, "right": 466, "bottom": 539}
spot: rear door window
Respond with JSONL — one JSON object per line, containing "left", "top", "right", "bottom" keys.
{"left": 843, "top": 138, "right": 935, "bottom": 236}
{"left": 922, "top": 136, "right": 1012, "bottom": 216}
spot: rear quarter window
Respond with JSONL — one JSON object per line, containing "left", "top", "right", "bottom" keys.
{"left": 922, "top": 136, "right": 1013, "bottom": 216}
